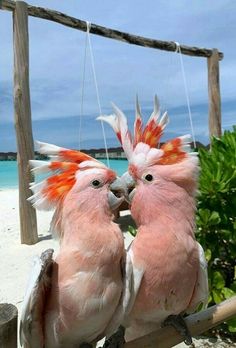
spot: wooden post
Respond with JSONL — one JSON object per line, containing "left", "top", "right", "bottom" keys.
{"left": 0, "top": 304, "right": 18, "bottom": 348}
{"left": 13, "top": 0, "right": 38, "bottom": 244}
{"left": 207, "top": 49, "right": 222, "bottom": 140}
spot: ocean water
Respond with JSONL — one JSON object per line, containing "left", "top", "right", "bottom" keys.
{"left": 0, "top": 160, "right": 128, "bottom": 188}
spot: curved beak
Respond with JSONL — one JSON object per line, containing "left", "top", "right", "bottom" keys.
{"left": 121, "top": 171, "right": 136, "bottom": 204}
{"left": 108, "top": 177, "right": 126, "bottom": 211}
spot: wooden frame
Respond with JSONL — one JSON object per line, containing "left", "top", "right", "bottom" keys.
{"left": 0, "top": 3, "right": 232, "bottom": 347}
{"left": 0, "top": 0, "right": 223, "bottom": 244}
{"left": 0, "top": 303, "right": 18, "bottom": 348}
{"left": 13, "top": 0, "right": 38, "bottom": 244}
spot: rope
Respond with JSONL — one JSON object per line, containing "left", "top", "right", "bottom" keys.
{"left": 78, "top": 28, "right": 88, "bottom": 150}
{"left": 175, "top": 42, "right": 196, "bottom": 148}
{"left": 86, "top": 21, "right": 110, "bottom": 167}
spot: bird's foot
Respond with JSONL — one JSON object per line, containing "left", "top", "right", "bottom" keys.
{"left": 162, "top": 314, "right": 194, "bottom": 346}
{"left": 102, "top": 326, "right": 125, "bottom": 348}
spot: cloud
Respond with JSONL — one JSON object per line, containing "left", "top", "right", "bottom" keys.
{"left": 1, "top": 99, "right": 234, "bottom": 152}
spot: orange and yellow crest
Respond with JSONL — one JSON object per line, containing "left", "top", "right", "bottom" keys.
{"left": 99, "top": 95, "right": 194, "bottom": 167}
{"left": 29, "top": 142, "right": 106, "bottom": 209}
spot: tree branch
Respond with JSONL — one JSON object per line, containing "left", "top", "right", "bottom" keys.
{"left": 125, "top": 296, "right": 236, "bottom": 348}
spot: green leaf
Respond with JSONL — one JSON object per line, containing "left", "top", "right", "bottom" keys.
{"left": 212, "top": 289, "right": 224, "bottom": 304}
{"left": 230, "top": 280, "right": 236, "bottom": 292}
{"left": 128, "top": 225, "right": 137, "bottom": 237}
{"left": 196, "top": 127, "right": 236, "bottom": 335}
{"left": 198, "top": 208, "right": 211, "bottom": 225}
{"left": 208, "top": 294, "right": 212, "bottom": 304}
{"left": 220, "top": 229, "right": 232, "bottom": 240}
{"left": 212, "top": 271, "right": 225, "bottom": 290}
{"left": 221, "top": 287, "right": 236, "bottom": 299}
{"left": 208, "top": 211, "right": 221, "bottom": 225}
{"left": 205, "top": 249, "right": 212, "bottom": 262}
{"left": 227, "top": 318, "right": 236, "bottom": 332}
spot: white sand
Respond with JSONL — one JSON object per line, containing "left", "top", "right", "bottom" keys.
{"left": 0, "top": 189, "right": 234, "bottom": 347}
{"left": 0, "top": 189, "right": 58, "bottom": 309}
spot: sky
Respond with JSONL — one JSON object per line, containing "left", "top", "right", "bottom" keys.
{"left": 0, "top": 0, "right": 235, "bottom": 151}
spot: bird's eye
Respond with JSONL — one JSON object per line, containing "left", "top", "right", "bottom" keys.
{"left": 91, "top": 179, "right": 101, "bottom": 188}
{"left": 144, "top": 174, "right": 153, "bottom": 182}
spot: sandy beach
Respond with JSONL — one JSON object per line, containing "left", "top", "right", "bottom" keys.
{"left": 0, "top": 189, "right": 234, "bottom": 347}
{"left": 0, "top": 189, "right": 57, "bottom": 308}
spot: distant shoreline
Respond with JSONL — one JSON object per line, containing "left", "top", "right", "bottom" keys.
{"left": 0, "top": 141, "right": 208, "bottom": 161}
{"left": 0, "top": 157, "right": 128, "bottom": 162}
{"left": 0, "top": 147, "right": 127, "bottom": 161}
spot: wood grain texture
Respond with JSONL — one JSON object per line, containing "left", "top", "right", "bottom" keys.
{"left": 2, "top": 0, "right": 223, "bottom": 59}
{"left": 13, "top": 0, "right": 38, "bottom": 244}
{"left": 0, "top": 304, "right": 18, "bottom": 348}
{"left": 208, "top": 49, "right": 222, "bottom": 139}
{"left": 124, "top": 296, "right": 236, "bottom": 348}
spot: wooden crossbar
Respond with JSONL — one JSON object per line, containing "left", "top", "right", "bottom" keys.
{"left": 1, "top": 0, "right": 223, "bottom": 60}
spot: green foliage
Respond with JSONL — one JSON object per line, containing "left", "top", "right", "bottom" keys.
{"left": 128, "top": 225, "right": 137, "bottom": 237}
{"left": 196, "top": 126, "right": 236, "bottom": 333}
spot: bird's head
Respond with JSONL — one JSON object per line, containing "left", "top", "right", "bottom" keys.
{"left": 28, "top": 142, "right": 126, "bottom": 236}
{"left": 99, "top": 96, "right": 199, "bottom": 224}
{"left": 67, "top": 166, "right": 126, "bottom": 213}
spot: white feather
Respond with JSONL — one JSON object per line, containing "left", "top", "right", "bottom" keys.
{"left": 28, "top": 180, "right": 56, "bottom": 211}
{"left": 111, "top": 103, "right": 133, "bottom": 160}
{"left": 131, "top": 153, "right": 147, "bottom": 167}
{"left": 135, "top": 95, "right": 142, "bottom": 120}
{"left": 20, "top": 256, "right": 43, "bottom": 346}
{"left": 133, "top": 142, "right": 150, "bottom": 156}
{"left": 106, "top": 251, "right": 144, "bottom": 337}
{"left": 186, "top": 242, "right": 209, "bottom": 313}
{"left": 78, "top": 160, "right": 106, "bottom": 169}
{"left": 146, "top": 148, "right": 163, "bottom": 165}
{"left": 33, "top": 197, "right": 54, "bottom": 211}
{"left": 179, "top": 134, "right": 192, "bottom": 144}
{"left": 20, "top": 249, "right": 54, "bottom": 347}
{"left": 159, "top": 111, "right": 169, "bottom": 128}
{"left": 126, "top": 249, "right": 144, "bottom": 317}
{"left": 182, "top": 144, "right": 191, "bottom": 153}
{"left": 36, "top": 141, "right": 64, "bottom": 155}
{"left": 146, "top": 94, "right": 160, "bottom": 124}
{"left": 29, "top": 160, "right": 50, "bottom": 174}
{"left": 97, "top": 114, "right": 119, "bottom": 134}
{"left": 29, "top": 181, "right": 46, "bottom": 194}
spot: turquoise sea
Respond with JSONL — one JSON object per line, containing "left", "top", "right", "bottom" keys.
{"left": 0, "top": 160, "right": 128, "bottom": 188}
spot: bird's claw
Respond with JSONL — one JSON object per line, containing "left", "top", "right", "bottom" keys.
{"left": 102, "top": 326, "right": 125, "bottom": 348}
{"left": 162, "top": 314, "right": 193, "bottom": 346}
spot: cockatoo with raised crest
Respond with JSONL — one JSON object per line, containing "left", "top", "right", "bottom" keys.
{"left": 20, "top": 142, "right": 127, "bottom": 348}
{"left": 98, "top": 96, "right": 208, "bottom": 345}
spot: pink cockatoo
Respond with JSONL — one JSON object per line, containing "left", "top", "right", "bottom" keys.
{"left": 20, "top": 142, "right": 127, "bottom": 348}
{"left": 98, "top": 96, "right": 208, "bottom": 344}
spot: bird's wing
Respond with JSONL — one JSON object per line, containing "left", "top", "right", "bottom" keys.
{"left": 125, "top": 248, "right": 144, "bottom": 317}
{"left": 20, "top": 249, "right": 54, "bottom": 348}
{"left": 105, "top": 249, "right": 144, "bottom": 337}
{"left": 186, "top": 242, "right": 209, "bottom": 313}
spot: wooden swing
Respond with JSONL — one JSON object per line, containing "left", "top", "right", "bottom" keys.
{"left": 1, "top": 3, "right": 234, "bottom": 348}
